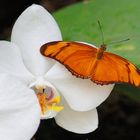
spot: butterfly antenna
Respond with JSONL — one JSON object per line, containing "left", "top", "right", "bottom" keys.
{"left": 98, "top": 20, "right": 105, "bottom": 45}
{"left": 108, "top": 38, "right": 130, "bottom": 46}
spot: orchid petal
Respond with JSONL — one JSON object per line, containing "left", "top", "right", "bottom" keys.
{"left": 0, "top": 41, "right": 34, "bottom": 83}
{"left": 0, "top": 74, "right": 40, "bottom": 140}
{"left": 11, "top": 4, "right": 62, "bottom": 76}
{"left": 46, "top": 63, "right": 114, "bottom": 111}
{"left": 55, "top": 97, "right": 98, "bottom": 134}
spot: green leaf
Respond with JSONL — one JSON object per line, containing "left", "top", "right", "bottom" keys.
{"left": 54, "top": 0, "right": 140, "bottom": 66}
{"left": 54, "top": 0, "right": 140, "bottom": 100}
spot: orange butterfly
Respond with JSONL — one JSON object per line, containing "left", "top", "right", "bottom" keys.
{"left": 40, "top": 41, "right": 140, "bottom": 87}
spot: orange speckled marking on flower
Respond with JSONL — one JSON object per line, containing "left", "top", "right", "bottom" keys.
{"left": 37, "top": 93, "right": 63, "bottom": 115}
{"left": 37, "top": 93, "right": 47, "bottom": 115}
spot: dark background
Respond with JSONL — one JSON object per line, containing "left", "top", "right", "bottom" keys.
{"left": 0, "top": 0, "right": 139, "bottom": 140}
{"left": 0, "top": 0, "right": 81, "bottom": 39}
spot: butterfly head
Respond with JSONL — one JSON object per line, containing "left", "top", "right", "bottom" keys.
{"left": 100, "top": 44, "right": 107, "bottom": 51}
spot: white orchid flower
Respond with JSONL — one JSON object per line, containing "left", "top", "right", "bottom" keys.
{"left": 0, "top": 4, "right": 114, "bottom": 140}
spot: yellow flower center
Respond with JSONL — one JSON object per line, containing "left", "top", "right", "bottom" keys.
{"left": 36, "top": 86, "right": 63, "bottom": 116}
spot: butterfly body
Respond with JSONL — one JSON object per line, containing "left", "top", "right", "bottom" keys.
{"left": 96, "top": 44, "right": 107, "bottom": 59}
{"left": 41, "top": 41, "right": 140, "bottom": 87}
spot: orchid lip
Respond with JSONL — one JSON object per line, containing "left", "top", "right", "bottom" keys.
{"left": 29, "top": 77, "right": 63, "bottom": 118}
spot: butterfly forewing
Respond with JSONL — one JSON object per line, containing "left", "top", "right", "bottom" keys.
{"left": 41, "top": 41, "right": 98, "bottom": 78}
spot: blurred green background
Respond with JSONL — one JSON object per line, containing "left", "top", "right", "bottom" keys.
{"left": 0, "top": 0, "right": 139, "bottom": 140}
{"left": 54, "top": 0, "right": 140, "bottom": 102}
